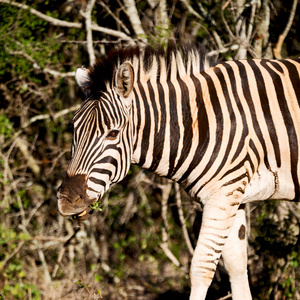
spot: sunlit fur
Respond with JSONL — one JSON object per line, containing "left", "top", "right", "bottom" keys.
{"left": 65, "top": 43, "right": 216, "bottom": 202}
{"left": 58, "top": 42, "right": 300, "bottom": 300}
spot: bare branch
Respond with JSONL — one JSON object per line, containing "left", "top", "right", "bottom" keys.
{"left": 246, "top": 0, "right": 257, "bottom": 42}
{"left": 159, "top": 180, "right": 183, "bottom": 267}
{"left": 184, "top": 1, "right": 227, "bottom": 53}
{"left": 160, "top": 242, "right": 181, "bottom": 267}
{"left": 42, "top": 68, "right": 75, "bottom": 78}
{"left": 175, "top": 184, "right": 194, "bottom": 256}
{"left": 59, "top": 39, "right": 122, "bottom": 44}
{"left": 0, "top": 0, "right": 82, "bottom": 28}
{"left": 212, "top": 31, "right": 227, "bottom": 53}
{"left": 149, "top": 0, "right": 170, "bottom": 44}
{"left": 15, "top": 137, "right": 41, "bottom": 179}
{"left": 22, "top": 104, "right": 81, "bottom": 129}
{"left": 91, "top": 23, "right": 133, "bottom": 41}
{"left": 217, "top": 293, "right": 233, "bottom": 300}
{"left": 273, "top": 0, "right": 298, "bottom": 59}
{"left": 81, "top": 0, "right": 97, "bottom": 66}
{"left": 180, "top": 0, "right": 204, "bottom": 21}
{"left": 52, "top": 227, "right": 81, "bottom": 277}
{"left": 253, "top": 0, "right": 272, "bottom": 58}
{"left": 9, "top": 46, "right": 75, "bottom": 78}
{"left": 235, "top": 21, "right": 248, "bottom": 59}
{"left": 2, "top": 104, "right": 80, "bottom": 169}
{"left": 0, "top": 0, "right": 133, "bottom": 41}
{"left": 37, "top": 248, "right": 52, "bottom": 286}
{"left": 123, "top": 0, "right": 147, "bottom": 42}
{"left": 0, "top": 241, "right": 25, "bottom": 272}
{"left": 155, "top": 0, "right": 169, "bottom": 28}
{"left": 98, "top": 0, "right": 130, "bottom": 35}
{"left": 221, "top": 0, "right": 235, "bottom": 41}
{"left": 119, "top": 192, "right": 136, "bottom": 224}
{"left": 161, "top": 180, "right": 172, "bottom": 244}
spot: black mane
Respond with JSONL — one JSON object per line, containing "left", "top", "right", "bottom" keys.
{"left": 86, "top": 42, "right": 215, "bottom": 98}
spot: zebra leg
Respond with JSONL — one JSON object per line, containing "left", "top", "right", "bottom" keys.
{"left": 189, "top": 197, "right": 241, "bottom": 300}
{"left": 222, "top": 205, "right": 252, "bottom": 300}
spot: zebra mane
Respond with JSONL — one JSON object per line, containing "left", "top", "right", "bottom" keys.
{"left": 86, "top": 42, "right": 216, "bottom": 97}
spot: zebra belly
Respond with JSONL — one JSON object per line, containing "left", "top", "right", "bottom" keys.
{"left": 243, "top": 165, "right": 295, "bottom": 202}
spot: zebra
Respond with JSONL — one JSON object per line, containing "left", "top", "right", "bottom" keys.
{"left": 57, "top": 43, "right": 300, "bottom": 300}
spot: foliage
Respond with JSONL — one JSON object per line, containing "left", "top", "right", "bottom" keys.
{"left": 249, "top": 201, "right": 300, "bottom": 299}
{"left": 0, "top": 0, "right": 299, "bottom": 299}
{"left": 0, "top": 114, "right": 14, "bottom": 139}
{"left": 0, "top": 227, "right": 38, "bottom": 299}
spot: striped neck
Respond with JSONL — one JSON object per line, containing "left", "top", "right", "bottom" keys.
{"left": 130, "top": 69, "right": 211, "bottom": 194}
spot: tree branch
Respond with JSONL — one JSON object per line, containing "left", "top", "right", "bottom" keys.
{"left": 15, "top": 137, "right": 41, "bottom": 179}
{"left": 0, "top": 240, "right": 25, "bottom": 272}
{"left": 273, "top": 0, "right": 298, "bottom": 59}
{"left": 3, "top": 104, "right": 80, "bottom": 153}
{"left": 22, "top": 104, "right": 81, "bottom": 128}
{"left": 217, "top": 293, "right": 233, "bottom": 300}
{"left": 183, "top": 0, "right": 226, "bottom": 54}
{"left": 91, "top": 23, "right": 133, "bottom": 41}
{"left": 160, "top": 242, "right": 181, "bottom": 267}
{"left": 246, "top": 0, "right": 257, "bottom": 43}
{"left": 123, "top": 0, "right": 147, "bottom": 42}
{"left": 159, "top": 180, "right": 183, "bottom": 267}
{"left": 52, "top": 227, "right": 81, "bottom": 277}
{"left": 221, "top": 0, "right": 235, "bottom": 41}
{"left": 175, "top": 184, "right": 194, "bottom": 256}
{"left": 0, "top": 0, "right": 132, "bottom": 41}
{"left": 98, "top": 0, "right": 130, "bottom": 35}
{"left": 0, "top": 0, "right": 82, "bottom": 28}
{"left": 8, "top": 44, "right": 75, "bottom": 78}
{"left": 180, "top": 0, "right": 204, "bottom": 21}
{"left": 253, "top": 0, "right": 272, "bottom": 58}
{"left": 81, "top": 0, "right": 97, "bottom": 66}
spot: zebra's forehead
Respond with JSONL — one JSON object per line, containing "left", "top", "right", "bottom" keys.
{"left": 73, "top": 95, "right": 127, "bottom": 131}
{"left": 73, "top": 99, "right": 98, "bottom": 120}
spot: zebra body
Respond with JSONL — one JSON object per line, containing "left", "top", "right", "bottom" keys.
{"left": 132, "top": 57, "right": 299, "bottom": 203}
{"left": 57, "top": 44, "right": 300, "bottom": 299}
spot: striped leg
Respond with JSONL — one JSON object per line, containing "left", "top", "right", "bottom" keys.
{"left": 222, "top": 205, "right": 252, "bottom": 300}
{"left": 189, "top": 196, "right": 241, "bottom": 300}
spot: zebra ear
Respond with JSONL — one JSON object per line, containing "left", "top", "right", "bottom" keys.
{"left": 115, "top": 61, "right": 134, "bottom": 98}
{"left": 75, "top": 66, "right": 90, "bottom": 89}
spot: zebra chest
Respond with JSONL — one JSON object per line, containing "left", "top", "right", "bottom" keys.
{"left": 243, "top": 167, "right": 277, "bottom": 202}
{"left": 243, "top": 164, "right": 295, "bottom": 202}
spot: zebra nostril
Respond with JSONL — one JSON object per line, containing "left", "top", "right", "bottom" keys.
{"left": 73, "top": 195, "right": 85, "bottom": 206}
{"left": 74, "top": 195, "right": 81, "bottom": 202}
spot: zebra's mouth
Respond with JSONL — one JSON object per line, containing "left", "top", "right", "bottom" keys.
{"left": 71, "top": 206, "right": 94, "bottom": 221}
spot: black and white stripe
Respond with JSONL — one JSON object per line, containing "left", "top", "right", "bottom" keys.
{"left": 59, "top": 43, "right": 300, "bottom": 300}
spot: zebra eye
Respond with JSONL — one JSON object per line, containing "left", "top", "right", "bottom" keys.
{"left": 107, "top": 130, "right": 119, "bottom": 140}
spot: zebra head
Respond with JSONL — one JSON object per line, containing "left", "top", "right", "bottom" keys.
{"left": 57, "top": 61, "right": 135, "bottom": 220}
